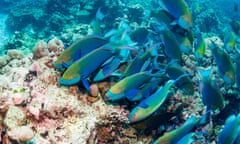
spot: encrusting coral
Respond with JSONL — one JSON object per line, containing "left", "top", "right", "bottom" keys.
{"left": 0, "top": 42, "right": 147, "bottom": 143}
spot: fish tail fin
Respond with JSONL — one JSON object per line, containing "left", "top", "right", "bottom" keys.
{"left": 197, "top": 67, "right": 213, "bottom": 78}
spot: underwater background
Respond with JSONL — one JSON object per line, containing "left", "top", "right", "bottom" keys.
{"left": 1, "top": 0, "right": 240, "bottom": 143}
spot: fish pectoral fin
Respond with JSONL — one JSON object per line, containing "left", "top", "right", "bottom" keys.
{"left": 125, "top": 89, "right": 140, "bottom": 100}
{"left": 93, "top": 57, "right": 121, "bottom": 82}
{"left": 102, "top": 57, "right": 121, "bottom": 75}
{"left": 62, "top": 61, "right": 72, "bottom": 68}
{"left": 73, "top": 51, "right": 81, "bottom": 61}
{"left": 81, "top": 78, "right": 91, "bottom": 93}
{"left": 139, "top": 101, "right": 149, "bottom": 108}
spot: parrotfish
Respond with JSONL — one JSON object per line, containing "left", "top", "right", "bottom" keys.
{"left": 126, "top": 78, "right": 162, "bottom": 101}
{"left": 161, "top": 0, "right": 192, "bottom": 30}
{"left": 230, "top": 20, "right": 240, "bottom": 35}
{"left": 90, "top": 7, "right": 105, "bottom": 36}
{"left": 123, "top": 44, "right": 159, "bottom": 77}
{"left": 175, "top": 33, "right": 192, "bottom": 54}
{"left": 153, "top": 116, "right": 199, "bottom": 144}
{"left": 93, "top": 57, "right": 121, "bottom": 82}
{"left": 104, "top": 72, "right": 153, "bottom": 101}
{"left": 198, "top": 68, "right": 225, "bottom": 110}
{"left": 211, "top": 44, "right": 235, "bottom": 85}
{"left": 224, "top": 30, "right": 236, "bottom": 52}
{"left": 218, "top": 114, "right": 240, "bottom": 144}
{"left": 236, "top": 60, "right": 240, "bottom": 88}
{"left": 150, "top": 9, "right": 174, "bottom": 26}
{"left": 128, "top": 79, "right": 175, "bottom": 123}
{"left": 53, "top": 36, "right": 108, "bottom": 70}
{"left": 129, "top": 27, "right": 149, "bottom": 45}
{"left": 194, "top": 34, "right": 205, "bottom": 59}
{"left": 59, "top": 48, "right": 113, "bottom": 92}
{"left": 176, "top": 132, "right": 195, "bottom": 144}
{"left": 160, "top": 28, "right": 182, "bottom": 62}
{"left": 166, "top": 62, "right": 194, "bottom": 95}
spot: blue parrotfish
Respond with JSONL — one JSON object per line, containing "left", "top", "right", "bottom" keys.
{"left": 104, "top": 72, "right": 154, "bottom": 101}
{"left": 224, "top": 30, "right": 236, "bottom": 52}
{"left": 128, "top": 79, "right": 175, "bottom": 123}
{"left": 129, "top": 27, "right": 149, "bottom": 45}
{"left": 210, "top": 43, "right": 235, "bottom": 85}
{"left": 93, "top": 57, "right": 121, "bottom": 82}
{"left": 59, "top": 48, "right": 113, "bottom": 92}
{"left": 150, "top": 9, "right": 174, "bottom": 26}
{"left": 90, "top": 7, "right": 105, "bottom": 36}
{"left": 166, "top": 62, "right": 194, "bottom": 95}
{"left": 230, "top": 20, "right": 240, "bottom": 35}
{"left": 123, "top": 44, "right": 159, "bottom": 77}
{"left": 153, "top": 116, "right": 199, "bottom": 144}
{"left": 175, "top": 33, "right": 193, "bottom": 54}
{"left": 198, "top": 68, "right": 224, "bottom": 110}
{"left": 54, "top": 36, "right": 108, "bottom": 70}
{"left": 126, "top": 78, "right": 162, "bottom": 101}
{"left": 194, "top": 33, "right": 206, "bottom": 59}
{"left": 128, "top": 74, "right": 188, "bottom": 123}
{"left": 176, "top": 132, "right": 195, "bottom": 144}
{"left": 160, "top": 28, "right": 182, "bottom": 62}
{"left": 236, "top": 60, "right": 240, "bottom": 89}
{"left": 218, "top": 114, "right": 240, "bottom": 144}
{"left": 161, "top": 0, "right": 192, "bottom": 30}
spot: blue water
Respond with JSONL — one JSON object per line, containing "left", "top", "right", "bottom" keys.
{"left": 0, "top": 13, "right": 8, "bottom": 51}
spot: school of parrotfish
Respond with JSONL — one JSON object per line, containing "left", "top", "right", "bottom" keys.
{"left": 53, "top": 0, "right": 240, "bottom": 143}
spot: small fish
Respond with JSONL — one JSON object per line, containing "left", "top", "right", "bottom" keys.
{"left": 211, "top": 44, "right": 235, "bottom": 85}
{"left": 160, "top": 28, "right": 182, "bottom": 62}
{"left": 198, "top": 68, "right": 225, "bottom": 110}
{"left": 54, "top": 36, "right": 108, "bottom": 70}
{"left": 153, "top": 116, "right": 199, "bottom": 144}
{"left": 104, "top": 72, "right": 153, "bottom": 101}
{"left": 224, "top": 30, "right": 236, "bottom": 52}
{"left": 218, "top": 114, "right": 240, "bottom": 144}
{"left": 166, "top": 62, "right": 194, "bottom": 95}
{"left": 161, "top": 0, "right": 192, "bottom": 30}
{"left": 194, "top": 34, "right": 205, "bottom": 59}
{"left": 59, "top": 48, "right": 113, "bottom": 92}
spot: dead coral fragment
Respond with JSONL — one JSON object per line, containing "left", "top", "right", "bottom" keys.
{"left": 33, "top": 40, "right": 49, "bottom": 59}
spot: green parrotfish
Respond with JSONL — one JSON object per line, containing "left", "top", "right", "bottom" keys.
{"left": 211, "top": 44, "right": 235, "bottom": 85}
{"left": 166, "top": 62, "right": 194, "bottom": 95}
{"left": 194, "top": 34, "right": 205, "bottom": 59}
{"left": 198, "top": 68, "right": 225, "bottom": 110}
{"left": 104, "top": 72, "right": 153, "bottom": 101}
{"left": 153, "top": 116, "right": 198, "bottom": 144}
{"left": 160, "top": 28, "right": 182, "bottom": 62}
{"left": 161, "top": 0, "right": 192, "bottom": 30}
{"left": 218, "top": 114, "right": 240, "bottom": 144}
{"left": 59, "top": 48, "right": 113, "bottom": 91}
{"left": 128, "top": 79, "right": 175, "bottom": 123}
{"left": 54, "top": 36, "right": 108, "bottom": 70}
{"left": 224, "top": 30, "right": 236, "bottom": 52}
